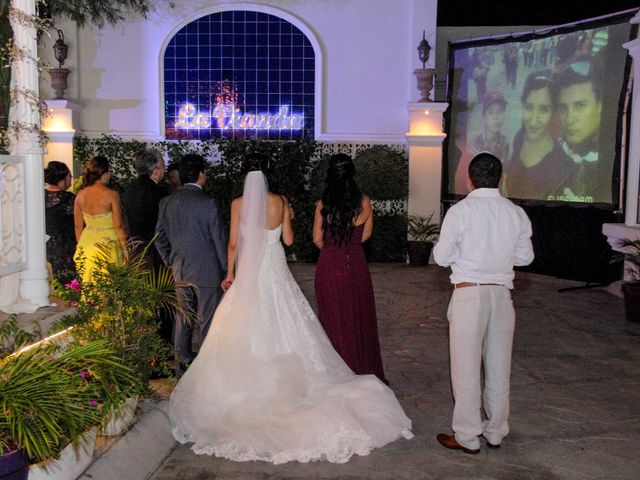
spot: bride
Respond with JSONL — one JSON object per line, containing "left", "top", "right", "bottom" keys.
{"left": 170, "top": 154, "right": 413, "bottom": 464}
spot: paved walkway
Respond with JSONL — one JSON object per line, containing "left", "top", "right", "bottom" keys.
{"left": 141, "top": 264, "right": 640, "bottom": 480}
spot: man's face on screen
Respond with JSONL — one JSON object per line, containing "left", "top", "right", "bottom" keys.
{"left": 557, "top": 82, "right": 602, "bottom": 146}
{"left": 523, "top": 87, "right": 553, "bottom": 141}
{"left": 484, "top": 104, "right": 505, "bottom": 135}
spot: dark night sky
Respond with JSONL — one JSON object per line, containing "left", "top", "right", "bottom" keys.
{"left": 437, "top": 1, "right": 639, "bottom": 26}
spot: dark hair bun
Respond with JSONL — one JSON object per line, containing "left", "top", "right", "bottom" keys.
{"left": 44, "top": 161, "right": 69, "bottom": 185}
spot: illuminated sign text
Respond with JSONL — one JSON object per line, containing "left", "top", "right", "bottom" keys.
{"left": 176, "top": 103, "right": 304, "bottom": 130}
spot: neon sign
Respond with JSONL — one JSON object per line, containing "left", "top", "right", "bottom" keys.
{"left": 175, "top": 103, "right": 304, "bottom": 130}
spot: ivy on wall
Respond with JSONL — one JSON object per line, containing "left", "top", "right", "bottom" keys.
{"left": 0, "top": 0, "right": 11, "bottom": 152}
{"left": 74, "top": 135, "right": 408, "bottom": 262}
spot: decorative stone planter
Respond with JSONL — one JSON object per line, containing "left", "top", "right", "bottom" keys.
{"left": 100, "top": 396, "right": 139, "bottom": 436}
{"left": 28, "top": 427, "right": 97, "bottom": 480}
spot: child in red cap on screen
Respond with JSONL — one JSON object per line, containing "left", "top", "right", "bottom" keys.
{"left": 470, "top": 91, "right": 510, "bottom": 161}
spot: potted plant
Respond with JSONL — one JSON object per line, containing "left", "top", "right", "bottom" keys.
{"left": 407, "top": 213, "right": 440, "bottom": 266}
{"left": 0, "top": 324, "right": 138, "bottom": 480}
{"left": 617, "top": 238, "right": 640, "bottom": 322}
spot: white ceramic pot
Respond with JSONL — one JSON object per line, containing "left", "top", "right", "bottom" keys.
{"left": 29, "top": 427, "right": 97, "bottom": 480}
{"left": 100, "top": 396, "right": 139, "bottom": 436}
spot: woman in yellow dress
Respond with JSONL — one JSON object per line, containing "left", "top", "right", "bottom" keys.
{"left": 73, "top": 156, "right": 127, "bottom": 284}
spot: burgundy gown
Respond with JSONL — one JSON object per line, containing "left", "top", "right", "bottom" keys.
{"left": 315, "top": 223, "right": 387, "bottom": 383}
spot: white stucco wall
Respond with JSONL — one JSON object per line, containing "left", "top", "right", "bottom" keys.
{"left": 38, "top": 0, "right": 438, "bottom": 142}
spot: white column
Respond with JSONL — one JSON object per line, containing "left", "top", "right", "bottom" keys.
{"left": 8, "top": 0, "right": 50, "bottom": 309}
{"left": 406, "top": 102, "right": 448, "bottom": 222}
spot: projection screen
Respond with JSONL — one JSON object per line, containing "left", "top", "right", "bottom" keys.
{"left": 444, "top": 11, "right": 637, "bottom": 206}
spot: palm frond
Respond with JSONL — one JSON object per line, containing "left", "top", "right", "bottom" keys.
{"left": 0, "top": 340, "right": 139, "bottom": 461}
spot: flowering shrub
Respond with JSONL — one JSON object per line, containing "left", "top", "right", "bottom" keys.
{"left": 52, "top": 240, "right": 183, "bottom": 387}
{"left": 50, "top": 277, "right": 82, "bottom": 307}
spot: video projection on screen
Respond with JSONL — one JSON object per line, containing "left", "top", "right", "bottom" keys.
{"left": 445, "top": 14, "right": 635, "bottom": 205}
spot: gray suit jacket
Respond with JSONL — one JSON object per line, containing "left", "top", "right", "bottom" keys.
{"left": 155, "top": 184, "right": 228, "bottom": 286}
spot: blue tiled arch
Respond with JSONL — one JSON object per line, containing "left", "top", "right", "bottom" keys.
{"left": 163, "top": 10, "right": 315, "bottom": 140}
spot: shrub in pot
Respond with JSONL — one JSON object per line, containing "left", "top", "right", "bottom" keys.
{"left": 617, "top": 238, "right": 640, "bottom": 322}
{"left": 52, "top": 241, "right": 188, "bottom": 389}
{"left": 0, "top": 330, "right": 138, "bottom": 477}
{"left": 407, "top": 213, "right": 440, "bottom": 266}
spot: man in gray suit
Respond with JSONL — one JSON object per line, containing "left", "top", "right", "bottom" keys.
{"left": 155, "top": 154, "right": 228, "bottom": 367}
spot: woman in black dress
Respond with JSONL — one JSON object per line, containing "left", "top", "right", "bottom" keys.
{"left": 44, "top": 161, "right": 76, "bottom": 277}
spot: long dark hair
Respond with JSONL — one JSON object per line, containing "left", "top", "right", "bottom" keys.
{"left": 243, "top": 152, "right": 279, "bottom": 194}
{"left": 321, "top": 154, "right": 363, "bottom": 245}
{"left": 82, "top": 156, "right": 109, "bottom": 188}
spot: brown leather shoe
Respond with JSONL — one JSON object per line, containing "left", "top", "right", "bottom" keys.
{"left": 436, "top": 433, "right": 480, "bottom": 454}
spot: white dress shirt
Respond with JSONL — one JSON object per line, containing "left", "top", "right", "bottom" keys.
{"left": 433, "top": 188, "right": 534, "bottom": 289}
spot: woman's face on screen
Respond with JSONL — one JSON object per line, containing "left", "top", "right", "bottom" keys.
{"left": 523, "top": 87, "right": 553, "bottom": 140}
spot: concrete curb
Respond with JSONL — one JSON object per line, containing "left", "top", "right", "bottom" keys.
{"left": 79, "top": 400, "right": 177, "bottom": 480}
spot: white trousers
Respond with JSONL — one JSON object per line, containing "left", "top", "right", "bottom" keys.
{"left": 447, "top": 285, "right": 515, "bottom": 450}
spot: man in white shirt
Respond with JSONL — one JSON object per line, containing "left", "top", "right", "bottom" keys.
{"left": 434, "top": 152, "right": 534, "bottom": 454}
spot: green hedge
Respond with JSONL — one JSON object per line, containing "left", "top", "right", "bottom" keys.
{"left": 74, "top": 136, "right": 407, "bottom": 262}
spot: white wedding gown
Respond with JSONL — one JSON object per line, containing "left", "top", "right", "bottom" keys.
{"left": 170, "top": 173, "right": 412, "bottom": 464}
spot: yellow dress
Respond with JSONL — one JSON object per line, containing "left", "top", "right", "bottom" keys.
{"left": 74, "top": 211, "right": 124, "bottom": 284}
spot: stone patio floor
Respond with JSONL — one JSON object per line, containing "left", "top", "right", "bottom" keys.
{"left": 146, "top": 264, "right": 640, "bottom": 480}
{"left": 7, "top": 263, "right": 639, "bottom": 479}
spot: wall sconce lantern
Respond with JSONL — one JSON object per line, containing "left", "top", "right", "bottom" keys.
{"left": 50, "top": 30, "right": 71, "bottom": 99}
{"left": 413, "top": 30, "right": 435, "bottom": 102}
{"left": 52, "top": 30, "right": 68, "bottom": 68}
{"left": 417, "top": 31, "right": 431, "bottom": 69}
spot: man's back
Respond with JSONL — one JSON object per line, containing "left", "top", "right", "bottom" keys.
{"left": 434, "top": 188, "right": 533, "bottom": 288}
{"left": 156, "top": 185, "right": 227, "bottom": 284}
{"left": 123, "top": 176, "right": 167, "bottom": 242}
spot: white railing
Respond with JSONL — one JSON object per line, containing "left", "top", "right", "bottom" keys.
{"left": 0, "top": 155, "right": 27, "bottom": 276}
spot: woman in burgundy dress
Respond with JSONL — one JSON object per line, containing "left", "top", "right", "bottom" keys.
{"left": 313, "top": 154, "right": 387, "bottom": 384}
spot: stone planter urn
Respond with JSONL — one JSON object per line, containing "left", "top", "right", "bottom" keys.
{"left": 49, "top": 68, "right": 70, "bottom": 100}
{"left": 414, "top": 68, "right": 435, "bottom": 102}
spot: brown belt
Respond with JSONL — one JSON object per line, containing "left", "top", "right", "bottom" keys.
{"left": 454, "top": 282, "right": 503, "bottom": 289}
